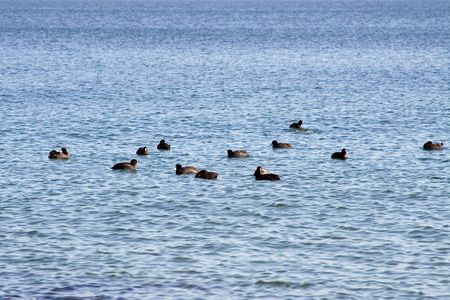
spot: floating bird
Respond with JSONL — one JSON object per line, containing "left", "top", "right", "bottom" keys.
{"left": 48, "top": 147, "right": 70, "bottom": 159}
{"left": 112, "top": 159, "right": 138, "bottom": 170}
{"left": 253, "top": 166, "right": 269, "bottom": 176}
{"left": 254, "top": 166, "right": 280, "bottom": 181}
{"left": 227, "top": 149, "right": 249, "bottom": 157}
{"left": 157, "top": 140, "right": 170, "bottom": 150}
{"left": 331, "top": 149, "right": 348, "bottom": 160}
{"left": 195, "top": 170, "right": 218, "bottom": 179}
{"left": 176, "top": 164, "right": 199, "bottom": 175}
{"left": 136, "top": 147, "right": 149, "bottom": 155}
{"left": 290, "top": 120, "right": 303, "bottom": 128}
{"left": 423, "top": 141, "right": 443, "bottom": 150}
{"left": 272, "top": 140, "right": 293, "bottom": 148}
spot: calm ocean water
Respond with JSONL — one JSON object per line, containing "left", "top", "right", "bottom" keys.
{"left": 1, "top": 0, "right": 449, "bottom": 298}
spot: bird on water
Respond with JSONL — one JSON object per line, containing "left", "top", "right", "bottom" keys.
{"left": 331, "top": 149, "right": 348, "bottom": 160}
{"left": 48, "top": 148, "right": 70, "bottom": 159}
{"left": 176, "top": 164, "right": 199, "bottom": 175}
{"left": 254, "top": 166, "right": 280, "bottom": 181}
{"left": 227, "top": 149, "right": 249, "bottom": 157}
{"left": 112, "top": 159, "right": 138, "bottom": 170}
{"left": 157, "top": 140, "right": 171, "bottom": 150}
{"left": 290, "top": 120, "right": 303, "bottom": 128}
{"left": 195, "top": 170, "right": 218, "bottom": 179}
{"left": 423, "top": 141, "right": 443, "bottom": 150}
{"left": 272, "top": 140, "right": 293, "bottom": 149}
{"left": 136, "top": 147, "right": 149, "bottom": 155}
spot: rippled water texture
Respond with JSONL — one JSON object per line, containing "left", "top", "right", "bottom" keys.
{"left": 1, "top": 0, "right": 449, "bottom": 298}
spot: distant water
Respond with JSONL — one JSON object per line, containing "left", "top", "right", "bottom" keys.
{"left": 1, "top": 0, "right": 449, "bottom": 298}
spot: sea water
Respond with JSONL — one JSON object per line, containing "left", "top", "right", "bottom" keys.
{"left": 0, "top": 0, "right": 449, "bottom": 298}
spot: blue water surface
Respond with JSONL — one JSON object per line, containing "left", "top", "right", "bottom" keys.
{"left": 1, "top": 0, "right": 449, "bottom": 298}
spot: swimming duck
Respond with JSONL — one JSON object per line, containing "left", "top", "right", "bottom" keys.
{"left": 253, "top": 166, "right": 269, "bottom": 176}
{"left": 112, "top": 159, "right": 138, "bottom": 170}
{"left": 254, "top": 166, "right": 280, "bottom": 181}
{"left": 227, "top": 149, "right": 249, "bottom": 157}
{"left": 290, "top": 120, "right": 303, "bottom": 128}
{"left": 272, "top": 140, "right": 293, "bottom": 148}
{"left": 48, "top": 147, "right": 70, "bottom": 159}
{"left": 157, "top": 140, "right": 171, "bottom": 150}
{"left": 195, "top": 170, "right": 219, "bottom": 179}
{"left": 331, "top": 149, "right": 348, "bottom": 160}
{"left": 176, "top": 164, "right": 199, "bottom": 175}
{"left": 423, "top": 141, "right": 443, "bottom": 150}
{"left": 136, "top": 147, "right": 149, "bottom": 155}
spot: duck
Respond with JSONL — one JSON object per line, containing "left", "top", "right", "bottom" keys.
{"left": 253, "top": 166, "right": 269, "bottom": 176}
{"left": 423, "top": 141, "right": 443, "bottom": 150}
{"left": 331, "top": 149, "right": 348, "bottom": 160}
{"left": 112, "top": 159, "right": 138, "bottom": 170}
{"left": 290, "top": 120, "right": 303, "bottom": 128}
{"left": 195, "top": 170, "right": 219, "bottom": 179}
{"left": 136, "top": 147, "right": 149, "bottom": 155}
{"left": 176, "top": 164, "right": 199, "bottom": 175}
{"left": 272, "top": 140, "right": 293, "bottom": 148}
{"left": 254, "top": 166, "right": 280, "bottom": 181}
{"left": 157, "top": 140, "right": 171, "bottom": 150}
{"left": 48, "top": 147, "right": 70, "bottom": 159}
{"left": 227, "top": 149, "right": 249, "bottom": 158}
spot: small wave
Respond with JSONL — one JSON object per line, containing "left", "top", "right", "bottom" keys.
{"left": 255, "top": 280, "right": 314, "bottom": 288}
{"left": 285, "top": 128, "right": 317, "bottom": 134}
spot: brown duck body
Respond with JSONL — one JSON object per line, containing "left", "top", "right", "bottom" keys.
{"left": 256, "top": 174, "right": 281, "bottom": 181}
{"left": 423, "top": 141, "right": 443, "bottom": 150}
{"left": 112, "top": 159, "right": 138, "bottom": 170}
{"left": 157, "top": 140, "right": 171, "bottom": 150}
{"left": 136, "top": 147, "right": 149, "bottom": 155}
{"left": 227, "top": 149, "right": 249, "bottom": 157}
{"left": 289, "top": 120, "right": 303, "bottom": 128}
{"left": 272, "top": 140, "right": 293, "bottom": 149}
{"left": 176, "top": 164, "right": 199, "bottom": 175}
{"left": 49, "top": 148, "right": 70, "bottom": 159}
{"left": 254, "top": 166, "right": 280, "bottom": 181}
{"left": 195, "top": 170, "right": 218, "bottom": 179}
{"left": 331, "top": 149, "right": 348, "bottom": 159}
